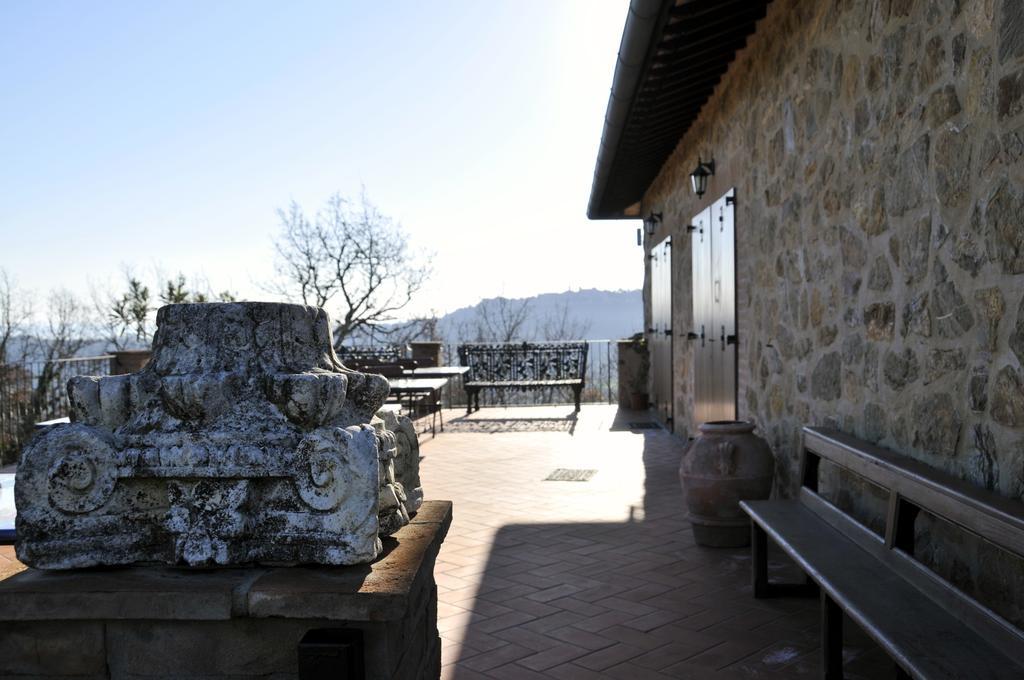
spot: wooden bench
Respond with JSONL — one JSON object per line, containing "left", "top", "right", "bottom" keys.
{"left": 457, "top": 342, "right": 588, "bottom": 414}
{"left": 741, "top": 427, "right": 1024, "bottom": 679}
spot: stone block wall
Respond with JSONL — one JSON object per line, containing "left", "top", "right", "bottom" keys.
{"left": 642, "top": 0, "right": 1024, "bottom": 503}
{"left": 0, "top": 501, "right": 450, "bottom": 679}
{"left": 0, "top": 611, "right": 441, "bottom": 680}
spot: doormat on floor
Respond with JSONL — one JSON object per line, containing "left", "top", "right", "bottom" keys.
{"left": 544, "top": 468, "right": 597, "bottom": 482}
{"left": 628, "top": 422, "right": 660, "bottom": 430}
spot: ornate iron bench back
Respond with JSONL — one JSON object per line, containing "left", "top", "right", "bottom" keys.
{"left": 338, "top": 345, "right": 408, "bottom": 366}
{"left": 457, "top": 342, "right": 588, "bottom": 383}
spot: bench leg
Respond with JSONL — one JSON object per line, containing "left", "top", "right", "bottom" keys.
{"left": 573, "top": 386, "right": 582, "bottom": 412}
{"left": 752, "top": 523, "right": 769, "bottom": 598}
{"left": 430, "top": 395, "right": 437, "bottom": 438}
{"left": 465, "top": 389, "right": 473, "bottom": 415}
{"left": 751, "top": 523, "right": 818, "bottom": 598}
{"left": 821, "top": 592, "right": 844, "bottom": 680}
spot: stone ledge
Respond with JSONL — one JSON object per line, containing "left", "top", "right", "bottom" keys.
{"left": 0, "top": 500, "right": 452, "bottom": 623}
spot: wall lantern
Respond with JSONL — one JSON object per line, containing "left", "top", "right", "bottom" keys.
{"left": 690, "top": 156, "right": 715, "bottom": 198}
{"left": 643, "top": 211, "right": 662, "bottom": 236}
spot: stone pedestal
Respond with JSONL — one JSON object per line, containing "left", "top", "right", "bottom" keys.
{"left": 0, "top": 500, "right": 451, "bottom": 680}
{"left": 16, "top": 302, "right": 418, "bottom": 569}
{"left": 617, "top": 339, "right": 648, "bottom": 408}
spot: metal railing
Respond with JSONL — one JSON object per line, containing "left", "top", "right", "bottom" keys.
{"left": 0, "top": 355, "right": 113, "bottom": 464}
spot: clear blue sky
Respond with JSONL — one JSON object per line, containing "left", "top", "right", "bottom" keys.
{"left": 0, "top": 1, "right": 639, "bottom": 319}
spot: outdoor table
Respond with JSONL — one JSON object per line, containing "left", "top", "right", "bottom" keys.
{"left": 388, "top": 376, "right": 450, "bottom": 437}
{"left": 0, "top": 474, "right": 15, "bottom": 545}
{"left": 403, "top": 366, "right": 468, "bottom": 416}
{"left": 401, "top": 366, "right": 470, "bottom": 378}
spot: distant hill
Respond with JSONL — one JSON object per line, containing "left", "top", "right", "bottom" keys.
{"left": 429, "top": 288, "right": 642, "bottom": 343}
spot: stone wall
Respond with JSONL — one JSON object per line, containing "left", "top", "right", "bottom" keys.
{"left": 0, "top": 501, "right": 451, "bottom": 679}
{"left": 639, "top": 0, "right": 1024, "bottom": 622}
{"left": 641, "top": 0, "right": 1024, "bottom": 505}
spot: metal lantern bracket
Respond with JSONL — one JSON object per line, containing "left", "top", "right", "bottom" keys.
{"left": 644, "top": 211, "right": 663, "bottom": 236}
{"left": 690, "top": 157, "right": 715, "bottom": 198}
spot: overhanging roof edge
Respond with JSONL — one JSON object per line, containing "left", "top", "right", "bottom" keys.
{"left": 586, "top": 0, "right": 770, "bottom": 220}
{"left": 586, "top": 0, "right": 675, "bottom": 220}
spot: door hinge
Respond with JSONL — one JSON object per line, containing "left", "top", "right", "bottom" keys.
{"left": 721, "top": 326, "right": 738, "bottom": 350}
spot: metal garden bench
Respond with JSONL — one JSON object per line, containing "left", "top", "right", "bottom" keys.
{"left": 741, "top": 427, "right": 1024, "bottom": 679}
{"left": 457, "top": 342, "right": 588, "bottom": 414}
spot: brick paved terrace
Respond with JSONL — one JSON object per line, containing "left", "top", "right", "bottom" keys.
{"left": 424, "top": 404, "right": 892, "bottom": 680}
{"left": 0, "top": 404, "right": 899, "bottom": 678}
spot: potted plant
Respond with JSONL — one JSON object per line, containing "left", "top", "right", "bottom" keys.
{"left": 626, "top": 332, "right": 649, "bottom": 410}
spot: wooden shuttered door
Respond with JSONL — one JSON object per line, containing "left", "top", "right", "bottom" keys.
{"left": 691, "top": 189, "right": 737, "bottom": 427}
{"left": 650, "top": 236, "right": 673, "bottom": 425}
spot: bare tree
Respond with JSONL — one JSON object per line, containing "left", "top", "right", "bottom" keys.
{"left": 539, "top": 301, "right": 591, "bottom": 341}
{"left": 2, "top": 286, "right": 102, "bottom": 462}
{"left": 13, "top": 290, "right": 94, "bottom": 446}
{"left": 470, "top": 297, "right": 533, "bottom": 343}
{"left": 0, "top": 270, "right": 34, "bottom": 462}
{"left": 0, "top": 269, "right": 32, "bottom": 364}
{"left": 270, "top": 192, "right": 431, "bottom": 346}
{"left": 32, "top": 290, "right": 92, "bottom": 365}
{"left": 415, "top": 311, "right": 442, "bottom": 342}
{"left": 343, "top": 310, "right": 443, "bottom": 348}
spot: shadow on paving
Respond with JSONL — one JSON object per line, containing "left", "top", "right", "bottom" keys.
{"left": 449, "top": 414, "right": 894, "bottom": 679}
{"left": 444, "top": 415, "right": 578, "bottom": 435}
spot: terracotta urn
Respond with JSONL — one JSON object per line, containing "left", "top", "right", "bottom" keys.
{"left": 679, "top": 420, "right": 775, "bottom": 547}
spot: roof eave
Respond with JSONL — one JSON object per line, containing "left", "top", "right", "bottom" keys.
{"left": 587, "top": 0, "right": 770, "bottom": 220}
{"left": 586, "top": 0, "right": 674, "bottom": 220}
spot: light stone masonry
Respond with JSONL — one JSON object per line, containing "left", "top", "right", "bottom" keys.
{"left": 640, "top": 0, "right": 1024, "bottom": 621}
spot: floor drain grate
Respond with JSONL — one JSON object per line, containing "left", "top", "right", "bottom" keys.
{"left": 544, "top": 468, "right": 597, "bottom": 482}
{"left": 628, "top": 422, "right": 660, "bottom": 430}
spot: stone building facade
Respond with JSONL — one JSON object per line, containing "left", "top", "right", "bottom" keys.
{"left": 586, "top": 0, "right": 1024, "bottom": 624}
{"left": 640, "top": 0, "right": 1023, "bottom": 504}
